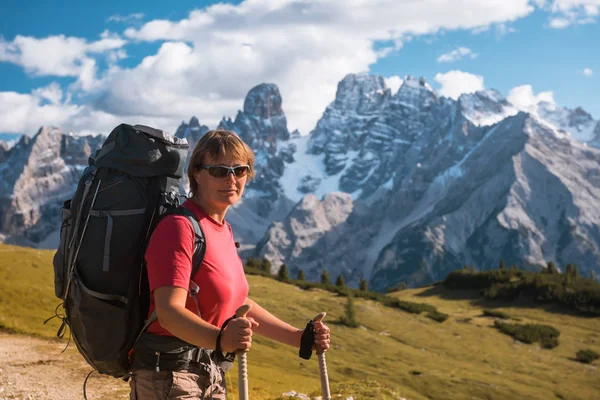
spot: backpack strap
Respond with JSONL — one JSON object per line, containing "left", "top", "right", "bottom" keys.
{"left": 133, "top": 205, "right": 206, "bottom": 344}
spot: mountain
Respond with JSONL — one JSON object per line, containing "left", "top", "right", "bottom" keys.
{"left": 256, "top": 74, "right": 600, "bottom": 290}
{"left": 0, "top": 127, "right": 103, "bottom": 247}
{"left": 2, "top": 73, "right": 600, "bottom": 292}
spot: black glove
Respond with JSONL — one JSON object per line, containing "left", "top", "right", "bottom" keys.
{"left": 299, "top": 320, "right": 315, "bottom": 360}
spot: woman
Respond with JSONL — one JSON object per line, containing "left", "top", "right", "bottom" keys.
{"left": 129, "top": 129, "right": 331, "bottom": 399}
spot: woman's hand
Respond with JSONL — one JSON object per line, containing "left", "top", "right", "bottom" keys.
{"left": 313, "top": 320, "right": 331, "bottom": 353}
{"left": 219, "top": 317, "right": 259, "bottom": 353}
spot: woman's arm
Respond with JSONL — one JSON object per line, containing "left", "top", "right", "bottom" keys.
{"left": 154, "top": 286, "right": 255, "bottom": 353}
{"left": 245, "top": 297, "right": 330, "bottom": 352}
{"left": 244, "top": 297, "right": 303, "bottom": 348}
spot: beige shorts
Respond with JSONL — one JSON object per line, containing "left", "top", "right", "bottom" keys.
{"left": 129, "top": 365, "right": 227, "bottom": 400}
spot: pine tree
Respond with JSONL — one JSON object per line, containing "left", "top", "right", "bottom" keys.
{"left": 566, "top": 263, "right": 574, "bottom": 276}
{"left": 320, "top": 269, "right": 331, "bottom": 285}
{"left": 297, "top": 269, "right": 305, "bottom": 281}
{"left": 278, "top": 264, "right": 289, "bottom": 281}
{"left": 547, "top": 261, "right": 557, "bottom": 274}
{"left": 245, "top": 258, "right": 260, "bottom": 269}
{"left": 499, "top": 260, "right": 506, "bottom": 270}
{"left": 261, "top": 258, "right": 272, "bottom": 273}
{"left": 572, "top": 264, "right": 580, "bottom": 278}
{"left": 359, "top": 278, "right": 368, "bottom": 292}
{"left": 340, "top": 295, "right": 359, "bottom": 328}
{"left": 335, "top": 274, "right": 345, "bottom": 288}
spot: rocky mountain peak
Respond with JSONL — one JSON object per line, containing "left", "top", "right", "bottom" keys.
{"left": 458, "top": 89, "right": 517, "bottom": 126}
{"left": 332, "top": 73, "right": 391, "bottom": 114}
{"left": 243, "top": 83, "right": 284, "bottom": 119}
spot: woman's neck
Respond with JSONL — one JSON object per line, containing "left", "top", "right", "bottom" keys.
{"left": 191, "top": 195, "right": 228, "bottom": 224}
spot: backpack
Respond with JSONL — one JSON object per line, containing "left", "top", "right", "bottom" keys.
{"left": 51, "top": 123, "right": 206, "bottom": 378}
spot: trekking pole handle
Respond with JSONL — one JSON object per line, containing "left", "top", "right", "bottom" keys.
{"left": 236, "top": 304, "right": 252, "bottom": 400}
{"left": 312, "top": 312, "right": 331, "bottom": 400}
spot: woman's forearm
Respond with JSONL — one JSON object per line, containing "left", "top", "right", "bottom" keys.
{"left": 245, "top": 297, "right": 303, "bottom": 348}
{"left": 156, "top": 303, "right": 221, "bottom": 350}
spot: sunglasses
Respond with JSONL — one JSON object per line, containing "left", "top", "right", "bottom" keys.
{"left": 198, "top": 165, "right": 250, "bottom": 178}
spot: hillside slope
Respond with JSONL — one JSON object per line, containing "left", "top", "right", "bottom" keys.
{"left": 0, "top": 243, "right": 598, "bottom": 399}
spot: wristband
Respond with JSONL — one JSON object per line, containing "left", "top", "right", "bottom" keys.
{"left": 216, "top": 315, "right": 234, "bottom": 354}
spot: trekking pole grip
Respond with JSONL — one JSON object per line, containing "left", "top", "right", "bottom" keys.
{"left": 236, "top": 304, "right": 252, "bottom": 400}
{"left": 312, "top": 312, "right": 331, "bottom": 400}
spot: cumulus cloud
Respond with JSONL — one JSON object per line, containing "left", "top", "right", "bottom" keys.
{"left": 541, "top": 0, "right": 600, "bottom": 27}
{"left": 437, "top": 47, "right": 478, "bottom": 63}
{"left": 507, "top": 84, "right": 555, "bottom": 112}
{"left": 0, "top": 83, "right": 184, "bottom": 136}
{"left": 4, "top": 0, "right": 537, "bottom": 135}
{"left": 106, "top": 0, "right": 534, "bottom": 133}
{"left": 583, "top": 67, "right": 594, "bottom": 76}
{"left": 384, "top": 76, "right": 404, "bottom": 94}
{"left": 434, "top": 70, "right": 485, "bottom": 99}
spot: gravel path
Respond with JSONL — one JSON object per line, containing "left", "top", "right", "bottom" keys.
{"left": 0, "top": 332, "right": 129, "bottom": 400}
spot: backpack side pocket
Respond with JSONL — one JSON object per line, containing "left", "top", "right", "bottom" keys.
{"left": 53, "top": 200, "right": 72, "bottom": 300}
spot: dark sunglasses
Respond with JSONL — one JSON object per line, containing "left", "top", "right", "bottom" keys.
{"left": 198, "top": 165, "right": 250, "bottom": 178}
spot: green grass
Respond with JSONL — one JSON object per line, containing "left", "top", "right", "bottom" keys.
{"left": 2, "top": 243, "right": 600, "bottom": 399}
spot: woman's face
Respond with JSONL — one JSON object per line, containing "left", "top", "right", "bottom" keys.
{"left": 193, "top": 154, "right": 249, "bottom": 209}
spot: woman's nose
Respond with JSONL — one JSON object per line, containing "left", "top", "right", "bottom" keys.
{"left": 225, "top": 171, "right": 236, "bottom": 182}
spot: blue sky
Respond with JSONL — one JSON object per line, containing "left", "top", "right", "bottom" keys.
{"left": 0, "top": 0, "right": 598, "bottom": 136}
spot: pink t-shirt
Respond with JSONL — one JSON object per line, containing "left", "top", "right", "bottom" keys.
{"left": 145, "top": 199, "right": 249, "bottom": 335}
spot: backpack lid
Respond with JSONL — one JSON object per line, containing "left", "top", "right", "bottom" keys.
{"left": 133, "top": 125, "right": 188, "bottom": 147}
{"left": 94, "top": 123, "right": 189, "bottom": 178}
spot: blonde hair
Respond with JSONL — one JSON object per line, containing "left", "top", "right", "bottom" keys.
{"left": 187, "top": 129, "right": 255, "bottom": 197}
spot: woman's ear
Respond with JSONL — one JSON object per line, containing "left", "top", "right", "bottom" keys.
{"left": 193, "top": 170, "right": 202, "bottom": 184}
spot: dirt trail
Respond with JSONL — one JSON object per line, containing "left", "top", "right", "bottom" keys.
{"left": 0, "top": 332, "right": 129, "bottom": 400}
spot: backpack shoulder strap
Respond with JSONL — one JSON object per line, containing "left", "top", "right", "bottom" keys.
{"left": 137, "top": 205, "right": 206, "bottom": 339}
{"left": 171, "top": 206, "right": 206, "bottom": 278}
{"left": 160, "top": 206, "right": 206, "bottom": 278}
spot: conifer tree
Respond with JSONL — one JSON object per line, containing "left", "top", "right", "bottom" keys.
{"left": 278, "top": 264, "right": 289, "bottom": 281}
{"left": 320, "top": 269, "right": 330, "bottom": 285}
{"left": 297, "top": 269, "right": 305, "bottom": 281}
{"left": 359, "top": 278, "right": 368, "bottom": 292}
{"left": 335, "top": 274, "right": 345, "bottom": 288}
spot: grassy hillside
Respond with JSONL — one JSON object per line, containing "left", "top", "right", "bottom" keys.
{"left": 1, "top": 243, "right": 599, "bottom": 399}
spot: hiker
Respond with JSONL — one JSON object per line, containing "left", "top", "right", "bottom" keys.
{"left": 128, "top": 129, "right": 331, "bottom": 399}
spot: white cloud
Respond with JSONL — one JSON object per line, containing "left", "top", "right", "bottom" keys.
{"left": 0, "top": 86, "right": 80, "bottom": 134}
{"left": 434, "top": 70, "right": 485, "bottom": 99}
{"left": 106, "top": 0, "right": 534, "bottom": 133}
{"left": 0, "top": 32, "right": 126, "bottom": 95}
{"left": 0, "top": 83, "right": 185, "bottom": 136}
{"left": 437, "top": 47, "right": 478, "bottom": 63}
{"left": 507, "top": 84, "right": 555, "bottom": 112}
{"left": 583, "top": 67, "right": 594, "bottom": 76}
{"left": 541, "top": 0, "right": 600, "bottom": 27}
{"left": 549, "top": 17, "right": 572, "bottom": 27}
{"left": 3, "top": 0, "right": 537, "bottom": 135}
{"left": 107, "top": 13, "right": 145, "bottom": 24}
{"left": 384, "top": 76, "right": 404, "bottom": 94}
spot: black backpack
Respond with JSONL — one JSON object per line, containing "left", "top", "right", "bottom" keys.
{"left": 51, "top": 123, "right": 205, "bottom": 378}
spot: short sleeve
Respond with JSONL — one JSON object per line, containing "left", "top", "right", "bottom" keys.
{"left": 145, "top": 215, "right": 195, "bottom": 292}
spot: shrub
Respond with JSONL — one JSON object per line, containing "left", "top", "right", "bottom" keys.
{"left": 494, "top": 321, "right": 560, "bottom": 349}
{"left": 575, "top": 349, "right": 600, "bottom": 364}
{"left": 482, "top": 309, "right": 511, "bottom": 319}
{"left": 426, "top": 310, "right": 449, "bottom": 323}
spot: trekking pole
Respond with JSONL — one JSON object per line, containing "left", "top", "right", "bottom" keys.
{"left": 236, "top": 304, "right": 252, "bottom": 400}
{"left": 312, "top": 312, "right": 331, "bottom": 400}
